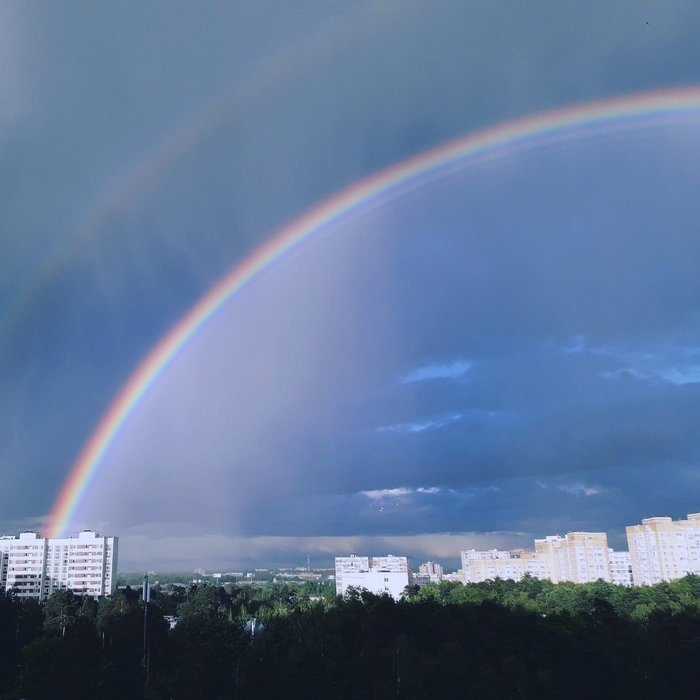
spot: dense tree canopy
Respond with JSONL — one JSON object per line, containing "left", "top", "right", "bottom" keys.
{"left": 2, "top": 576, "right": 700, "bottom": 698}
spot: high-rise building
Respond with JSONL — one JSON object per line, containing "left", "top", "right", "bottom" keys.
{"left": 0, "top": 530, "right": 118, "bottom": 600}
{"left": 335, "top": 555, "right": 411, "bottom": 599}
{"left": 4, "top": 532, "right": 47, "bottom": 599}
{"left": 626, "top": 513, "right": 700, "bottom": 585}
{"left": 0, "top": 536, "right": 17, "bottom": 590}
{"left": 534, "top": 532, "right": 610, "bottom": 584}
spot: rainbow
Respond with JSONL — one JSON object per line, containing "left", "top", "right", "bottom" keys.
{"left": 47, "top": 86, "right": 700, "bottom": 537}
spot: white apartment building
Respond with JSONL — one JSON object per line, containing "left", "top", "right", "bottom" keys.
{"left": 460, "top": 549, "right": 529, "bottom": 583}
{"left": 626, "top": 513, "right": 700, "bottom": 585}
{"left": 0, "top": 530, "right": 118, "bottom": 600}
{"left": 0, "top": 536, "right": 16, "bottom": 589}
{"left": 335, "top": 555, "right": 411, "bottom": 600}
{"left": 4, "top": 532, "right": 47, "bottom": 599}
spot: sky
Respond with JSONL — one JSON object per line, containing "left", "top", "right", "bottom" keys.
{"left": 2, "top": 1, "right": 700, "bottom": 571}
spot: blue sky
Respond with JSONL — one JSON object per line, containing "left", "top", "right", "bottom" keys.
{"left": 2, "top": 2, "right": 700, "bottom": 570}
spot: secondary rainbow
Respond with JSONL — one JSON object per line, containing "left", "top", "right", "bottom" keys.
{"left": 47, "top": 86, "right": 700, "bottom": 537}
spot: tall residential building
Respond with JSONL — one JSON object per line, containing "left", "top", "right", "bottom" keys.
{"left": 0, "top": 530, "right": 118, "bottom": 600}
{"left": 0, "top": 536, "right": 16, "bottom": 589}
{"left": 534, "top": 532, "right": 610, "bottom": 584}
{"left": 5, "top": 532, "right": 47, "bottom": 599}
{"left": 335, "top": 555, "right": 411, "bottom": 600}
{"left": 45, "top": 530, "right": 118, "bottom": 598}
{"left": 626, "top": 513, "right": 700, "bottom": 585}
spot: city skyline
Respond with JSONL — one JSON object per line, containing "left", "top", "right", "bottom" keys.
{"left": 3, "top": 3, "right": 700, "bottom": 571}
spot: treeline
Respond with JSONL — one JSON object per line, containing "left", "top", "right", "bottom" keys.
{"left": 2, "top": 576, "right": 700, "bottom": 698}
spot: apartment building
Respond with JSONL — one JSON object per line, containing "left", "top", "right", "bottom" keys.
{"left": 459, "top": 533, "right": 626, "bottom": 585}
{"left": 626, "top": 513, "right": 700, "bottom": 585}
{"left": 608, "top": 549, "right": 633, "bottom": 586}
{"left": 0, "top": 530, "right": 118, "bottom": 600}
{"left": 461, "top": 549, "right": 528, "bottom": 583}
{"left": 4, "top": 532, "right": 47, "bottom": 599}
{"left": 534, "top": 532, "right": 610, "bottom": 584}
{"left": 335, "top": 555, "right": 411, "bottom": 599}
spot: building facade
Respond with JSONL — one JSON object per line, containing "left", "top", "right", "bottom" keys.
{"left": 626, "top": 513, "right": 700, "bottom": 585}
{"left": 534, "top": 532, "right": 610, "bottom": 584}
{"left": 608, "top": 549, "right": 633, "bottom": 586}
{"left": 0, "top": 530, "right": 118, "bottom": 600}
{"left": 460, "top": 549, "right": 530, "bottom": 583}
{"left": 460, "top": 534, "right": 628, "bottom": 585}
{"left": 335, "top": 555, "right": 411, "bottom": 599}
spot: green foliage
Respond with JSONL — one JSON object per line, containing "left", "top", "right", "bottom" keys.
{"left": 3, "top": 576, "right": 700, "bottom": 697}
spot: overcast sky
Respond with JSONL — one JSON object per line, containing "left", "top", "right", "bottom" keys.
{"left": 3, "top": 1, "right": 700, "bottom": 571}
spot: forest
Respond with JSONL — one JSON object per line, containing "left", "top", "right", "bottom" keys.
{"left": 2, "top": 575, "right": 700, "bottom": 698}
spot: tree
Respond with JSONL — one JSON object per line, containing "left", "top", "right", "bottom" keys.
{"left": 43, "top": 590, "right": 82, "bottom": 638}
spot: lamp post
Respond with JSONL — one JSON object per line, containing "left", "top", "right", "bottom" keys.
{"left": 142, "top": 574, "right": 150, "bottom": 686}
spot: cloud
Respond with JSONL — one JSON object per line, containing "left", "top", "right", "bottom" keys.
{"left": 557, "top": 483, "right": 606, "bottom": 498}
{"left": 376, "top": 412, "right": 463, "bottom": 433}
{"left": 584, "top": 339, "right": 700, "bottom": 386}
{"left": 359, "top": 486, "right": 441, "bottom": 501}
{"left": 657, "top": 366, "right": 700, "bottom": 385}
{"left": 401, "top": 360, "right": 471, "bottom": 384}
{"left": 360, "top": 487, "right": 412, "bottom": 500}
{"left": 603, "top": 364, "right": 700, "bottom": 386}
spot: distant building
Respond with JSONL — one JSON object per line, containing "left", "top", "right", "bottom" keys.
{"left": 335, "top": 555, "right": 411, "bottom": 600}
{"left": 0, "top": 530, "right": 118, "bottom": 600}
{"left": 626, "top": 513, "right": 700, "bottom": 585}
{"left": 441, "top": 572, "right": 461, "bottom": 582}
{"left": 418, "top": 561, "right": 444, "bottom": 582}
{"left": 460, "top": 549, "right": 531, "bottom": 583}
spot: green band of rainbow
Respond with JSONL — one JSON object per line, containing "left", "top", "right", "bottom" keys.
{"left": 47, "top": 87, "right": 700, "bottom": 538}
